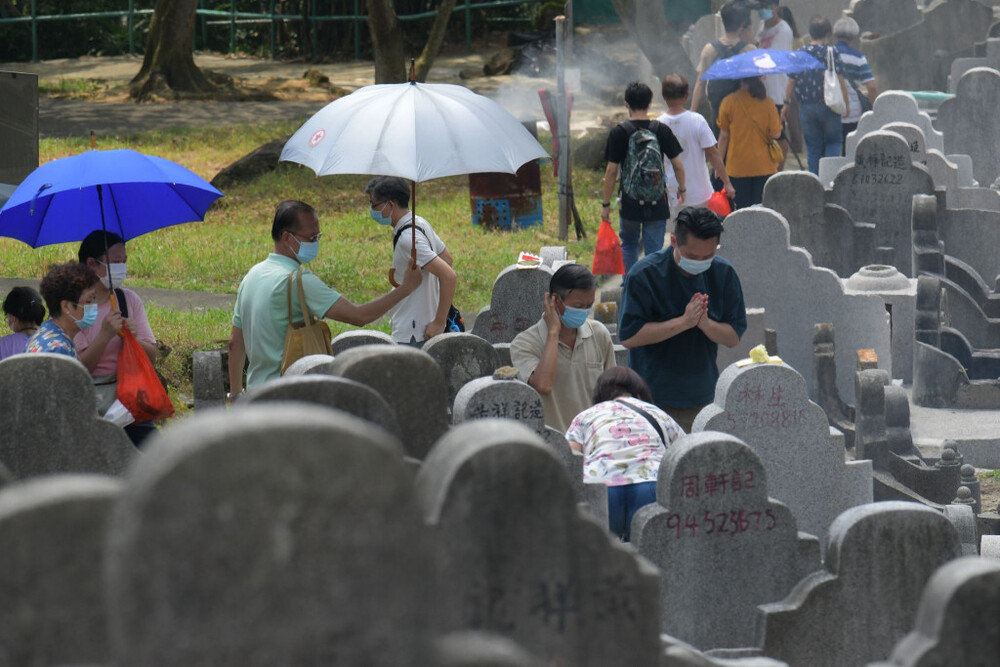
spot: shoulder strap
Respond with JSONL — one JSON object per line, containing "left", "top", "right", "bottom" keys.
{"left": 113, "top": 287, "right": 128, "bottom": 319}
{"left": 286, "top": 268, "right": 316, "bottom": 325}
{"left": 734, "top": 93, "right": 774, "bottom": 147}
{"left": 622, "top": 120, "right": 637, "bottom": 136}
{"left": 392, "top": 222, "right": 430, "bottom": 249}
{"left": 615, "top": 398, "right": 666, "bottom": 444}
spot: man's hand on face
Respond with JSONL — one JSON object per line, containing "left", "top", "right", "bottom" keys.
{"left": 543, "top": 292, "right": 563, "bottom": 336}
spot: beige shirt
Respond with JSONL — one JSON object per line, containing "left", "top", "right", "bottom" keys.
{"left": 510, "top": 318, "right": 616, "bottom": 433}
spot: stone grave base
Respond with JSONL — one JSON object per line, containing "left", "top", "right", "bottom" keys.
{"left": 905, "top": 386, "right": 1000, "bottom": 468}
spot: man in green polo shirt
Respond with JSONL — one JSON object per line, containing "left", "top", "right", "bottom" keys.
{"left": 227, "top": 200, "right": 421, "bottom": 394}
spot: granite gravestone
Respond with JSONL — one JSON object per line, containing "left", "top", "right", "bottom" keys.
{"left": 432, "top": 631, "right": 546, "bottom": 667}
{"left": 828, "top": 131, "right": 935, "bottom": 277}
{"left": 241, "top": 374, "right": 401, "bottom": 438}
{"left": 758, "top": 502, "right": 962, "bottom": 667}
{"left": 843, "top": 264, "right": 916, "bottom": 384}
{"left": 105, "top": 404, "right": 436, "bottom": 666}
{"left": 471, "top": 265, "right": 553, "bottom": 344}
{"left": 913, "top": 195, "right": 1000, "bottom": 298}
{"left": 0, "top": 353, "right": 136, "bottom": 479}
{"left": 693, "top": 362, "right": 873, "bottom": 547}
{"left": 632, "top": 432, "right": 822, "bottom": 650}
{"left": 0, "top": 475, "right": 121, "bottom": 667}
{"left": 939, "top": 67, "right": 1000, "bottom": 197}
{"left": 423, "top": 332, "right": 499, "bottom": 409}
{"left": 0, "top": 462, "right": 12, "bottom": 488}
{"left": 718, "top": 207, "right": 892, "bottom": 404}
{"left": 846, "top": 0, "right": 922, "bottom": 37}
{"left": 329, "top": 329, "right": 395, "bottom": 355}
{"left": 949, "top": 36, "right": 1000, "bottom": 92}
{"left": 761, "top": 171, "right": 874, "bottom": 277}
{"left": 282, "top": 353, "right": 337, "bottom": 376}
{"left": 327, "top": 345, "right": 449, "bottom": 459}
{"left": 416, "top": 420, "right": 661, "bottom": 666}
{"left": 0, "top": 70, "right": 38, "bottom": 187}
{"left": 452, "top": 376, "right": 608, "bottom": 524}
{"left": 861, "top": 0, "right": 993, "bottom": 93}
{"left": 192, "top": 349, "right": 226, "bottom": 410}
{"left": 878, "top": 556, "right": 1000, "bottom": 667}
{"left": 844, "top": 92, "right": 944, "bottom": 158}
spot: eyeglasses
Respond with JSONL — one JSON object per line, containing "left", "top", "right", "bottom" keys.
{"left": 73, "top": 297, "right": 98, "bottom": 308}
{"left": 290, "top": 231, "right": 323, "bottom": 243}
{"left": 370, "top": 200, "right": 389, "bottom": 210}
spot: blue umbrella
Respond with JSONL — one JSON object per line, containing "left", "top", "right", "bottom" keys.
{"left": 701, "top": 48, "right": 824, "bottom": 80}
{"left": 0, "top": 149, "right": 223, "bottom": 248}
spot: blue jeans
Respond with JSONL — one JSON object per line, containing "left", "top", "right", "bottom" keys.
{"left": 607, "top": 481, "right": 657, "bottom": 542}
{"left": 798, "top": 102, "right": 843, "bottom": 175}
{"left": 620, "top": 217, "right": 666, "bottom": 272}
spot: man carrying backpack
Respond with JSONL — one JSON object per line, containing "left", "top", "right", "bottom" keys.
{"left": 689, "top": 1, "right": 756, "bottom": 135}
{"left": 602, "top": 81, "right": 685, "bottom": 273}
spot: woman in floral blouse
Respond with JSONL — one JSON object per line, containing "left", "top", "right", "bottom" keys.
{"left": 25, "top": 262, "right": 100, "bottom": 359}
{"left": 566, "top": 366, "right": 683, "bottom": 541}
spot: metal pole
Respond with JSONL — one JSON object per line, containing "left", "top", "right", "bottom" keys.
{"left": 30, "top": 0, "right": 37, "bottom": 62}
{"left": 128, "top": 0, "right": 134, "bottom": 55}
{"left": 269, "top": 0, "right": 276, "bottom": 58}
{"left": 464, "top": 0, "right": 471, "bottom": 51}
{"left": 230, "top": 0, "right": 237, "bottom": 54}
{"left": 563, "top": 0, "right": 572, "bottom": 59}
{"left": 554, "top": 15, "right": 569, "bottom": 242}
{"left": 311, "top": 0, "right": 318, "bottom": 59}
{"left": 200, "top": 0, "right": 207, "bottom": 51}
{"left": 353, "top": 0, "right": 360, "bottom": 60}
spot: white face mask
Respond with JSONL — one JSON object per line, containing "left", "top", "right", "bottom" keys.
{"left": 99, "top": 261, "right": 127, "bottom": 289}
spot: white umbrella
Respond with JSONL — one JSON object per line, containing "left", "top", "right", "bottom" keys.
{"left": 280, "top": 79, "right": 549, "bottom": 264}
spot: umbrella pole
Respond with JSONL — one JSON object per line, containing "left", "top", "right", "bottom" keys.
{"left": 410, "top": 180, "right": 417, "bottom": 269}
{"left": 96, "top": 184, "right": 118, "bottom": 310}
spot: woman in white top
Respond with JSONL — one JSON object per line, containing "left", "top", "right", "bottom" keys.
{"left": 566, "top": 366, "right": 683, "bottom": 541}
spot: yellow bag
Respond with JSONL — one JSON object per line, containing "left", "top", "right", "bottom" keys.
{"left": 280, "top": 268, "right": 333, "bottom": 375}
{"left": 767, "top": 139, "right": 784, "bottom": 167}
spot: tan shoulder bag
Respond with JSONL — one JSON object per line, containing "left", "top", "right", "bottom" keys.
{"left": 736, "top": 93, "right": 784, "bottom": 167}
{"left": 280, "top": 268, "right": 333, "bottom": 375}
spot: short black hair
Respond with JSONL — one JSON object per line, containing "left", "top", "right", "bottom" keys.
{"left": 808, "top": 15, "right": 832, "bottom": 40}
{"left": 549, "top": 264, "right": 596, "bottom": 298}
{"left": 592, "top": 366, "right": 653, "bottom": 404}
{"left": 39, "top": 262, "right": 99, "bottom": 317}
{"left": 78, "top": 229, "right": 124, "bottom": 263}
{"left": 3, "top": 286, "right": 45, "bottom": 326}
{"left": 675, "top": 207, "right": 725, "bottom": 245}
{"left": 271, "top": 200, "right": 316, "bottom": 241}
{"left": 721, "top": 1, "right": 752, "bottom": 33}
{"left": 661, "top": 73, "right": 689, "bottom": 101}
{"left": 624, "top": 82, "right": 653, "bottom": 111}
{"left": 365, "top": 176, "right": 410, "bottom": 208}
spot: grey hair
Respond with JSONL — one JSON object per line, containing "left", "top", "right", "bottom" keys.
{"left": 833, "top": 16, "right": 860, "bottom": 41}
{"left": 364, "top": 176, "right": 410, "bottom": 208}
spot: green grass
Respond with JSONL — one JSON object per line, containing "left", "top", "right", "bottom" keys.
{"left": 37, "top": 78, "right": 110, "bottom": 98}
{"left": 4, "top": 122, "right": 606, "bottom": 402}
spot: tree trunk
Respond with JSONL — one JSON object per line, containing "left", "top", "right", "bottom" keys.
{"left": 130, "top": 0, "right": 215, "bottom": 100}
{"left": 414, "top": 0, "right": 458, "bottom": 82}
{"left": 610, "top": 0, "right": 696, "bottom": 82}
{"left": 367, "top": 0, "right": 407, "bottom": 83}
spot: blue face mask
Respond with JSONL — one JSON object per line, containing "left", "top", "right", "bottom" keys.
{"left": 75, "top": 303, "right": 98, "bottom": 330}
{"left": 678, "top": 255, "right": 714, "bottom": 276}
{"left": 295, "top": 241, "right": 319, "bottom": 264}
{"left": 370, "top": 203, "right": 392, "bottom": 226}
{"left": 758, "top": 8, "right": 773, "bottom": 20}
{"left": 560, "top": 305, "right": 591, "bottom": 329}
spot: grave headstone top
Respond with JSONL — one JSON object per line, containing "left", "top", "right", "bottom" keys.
{"left": 471, "top": 265, "right": 553, "bottom": 344}
{"left": 423, "top": 332, "right": 499, "bottom": 408}
{"left": 845, "top": 92, "right": 943, "bottom": 158}
{"left": 282, "top": 353, "right": 337, "bottom": 376}
{"left": 847, "top": 0, "right": 922, "bottom": 42}
{"left": 329, "top": 329, "right": 395, "bottom": 356}
{"left": 106, "top": 404, "right": 435, "bottom": 666}
{"left": 938, "top": 67, "right": 1000, "bottom": 192}
{"left": 632, "top": 431, "right": 821, "bottom": 650}
{"left": 0, "top": 353, "right": 136, "bottom": 479}
{"left": 694, "top": 361, "right": 873, "bottom": 547}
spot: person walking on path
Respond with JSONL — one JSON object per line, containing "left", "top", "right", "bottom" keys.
{"left": 782, "top": 16, "right": 850, "bottom": 175}
{"left": 756, "top": 0, "right": 795, "bottom": 168}
{"left": 717, "top": 76, "right": 782, "bottom": 209}
{"left": 602, "top": 81, "right": 686, "bottom": 273}
{"left": 228, "top": 200, "right": 421, "bottom": 393}
{"left": 690, "top": 1, "right": 757, "bottom": 133}
{"left": 658, "top": 73, "right": 735, "bottom": 222}
{"left": 833, "top": 16, "right": 877, "bottom": 153}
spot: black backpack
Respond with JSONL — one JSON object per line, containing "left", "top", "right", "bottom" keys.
{"left": 706, "top": 39, "right": 748, "bottom": 118}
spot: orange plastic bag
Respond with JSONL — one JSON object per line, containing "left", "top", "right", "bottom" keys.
{"left": 117, "top": 328, "right": 174, "bottom": 423}
{"left": 592, "top": 219, "right": 626, "bottom": 275}
{"left": 707, "top": 190, "right": 733, "bottom": 218}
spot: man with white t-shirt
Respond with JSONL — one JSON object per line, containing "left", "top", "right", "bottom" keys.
{"left": 658, "top": 73, "right": 735, "bottom": 222}
{"left": 755, "top": 0, "right": 793, "bottom": 168}
{"left": 365, "top": 176, "right": 457, "bottom": 347}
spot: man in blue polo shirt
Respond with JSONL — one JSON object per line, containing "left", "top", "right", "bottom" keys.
{"left": 619, "top": 207, "right": 746, "bottom": 433}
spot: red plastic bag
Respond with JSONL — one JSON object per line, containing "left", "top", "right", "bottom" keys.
{"left": 592, "top": 219, "right": 626, "bottom": 275}
{"left": 707, "top": 190, "right": 733, "bottom": 218}
{"left": 117, "top": 328, "right": 174, "bottom": 423}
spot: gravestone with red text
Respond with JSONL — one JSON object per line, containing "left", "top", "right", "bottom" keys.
{"left": 632, "top": 432, "right": 821, "bottom": 650}
{"left": 693, "top": 361, "right": 873, "bottom": 548}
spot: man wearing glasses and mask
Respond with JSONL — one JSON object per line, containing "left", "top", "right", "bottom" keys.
{"left": 228, "top": 199, "right": 422, "bottom": 394}
{"left": 365, "top": 176, "right": 457, "bottom": 347}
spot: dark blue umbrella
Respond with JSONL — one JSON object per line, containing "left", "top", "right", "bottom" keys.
{"left": 701, "top": 48, "right": 824, "bottom": 80}
{"left": 0, "top": 149, "right": 223, "bottom": 248}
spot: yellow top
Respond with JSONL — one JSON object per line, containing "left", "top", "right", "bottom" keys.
{"left": 717, "top": 89, "right": 782, "bottom": 178}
